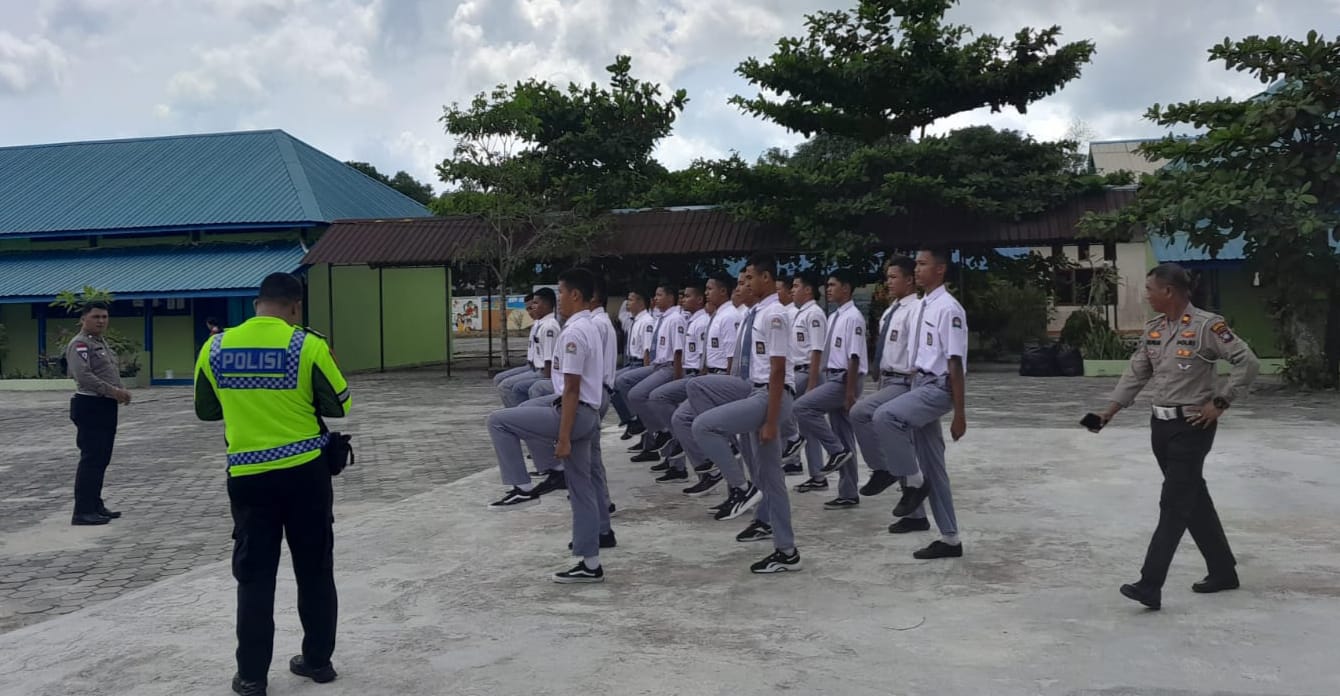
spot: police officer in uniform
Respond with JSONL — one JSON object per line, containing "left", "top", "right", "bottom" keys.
{"left": 1096, "top": 263, "right": 1259, "bottom": 611}
{"left": 194, "top": 273, "right": 351, "bottom": 696}
{"left": 65, "top": 301, "right": 132, "bottom": 525}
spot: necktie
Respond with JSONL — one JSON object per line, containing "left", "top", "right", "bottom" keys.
{"left": 735, "top": 307, "right": 758, "bottom": 378}
{"left": 908, "top": 298, "right": 929, "bottom": 368}
{"left": 873, "top": 302, "right": 895, "bottom": 371}
{"left": 702, "top": 311, "right": 715, "bottom": 368}
{"left": 650, "top": 313, "right": 666, "bottom": 360}
{"left": 820, "top": 307, "right": 839, "bottom": 369}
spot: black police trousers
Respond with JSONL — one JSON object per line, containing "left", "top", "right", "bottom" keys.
{"left": 70, "top": 394, "right": 118, "bottom": 515}
{"left": 1139, "top": 417, "right": 1237, "bottom": 589}
{"left": 228, "top": 458, "right": 337, "bottom": 682}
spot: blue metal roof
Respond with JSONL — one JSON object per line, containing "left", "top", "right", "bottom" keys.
{"left": 1152, "top": 233, "right": 1247, "bottom": 264}
{"left": 0, "top": 243, "right": 308, "bottom": 303}
{"left": 0, "top": 130, "right": 431, "bottom": 238}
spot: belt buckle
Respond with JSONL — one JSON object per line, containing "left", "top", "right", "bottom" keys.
{"left": 1152, "top": 405, "right": 1179, "bottom": 420}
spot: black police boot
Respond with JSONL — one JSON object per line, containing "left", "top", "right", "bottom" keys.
{"left": 97, "top": 503, "right": 121, "bottom": 519}
{"left": 289, "top": 655, "right": 338, "bottom": 683}
{"left": 71, "top": 513, "right": 111, "bottom": 526}
{"left": 1119, "top": 582, "right": 1161, "bottom": 610}
{"left": 1192, "top": 573, "right": 1240, "bottom": 594}
{"left": 232, "top": 673, "right": 267, "bottom": 696}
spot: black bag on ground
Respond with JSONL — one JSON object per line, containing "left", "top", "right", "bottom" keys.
{"left": 1019, "top": 343, "right": 1060, "bottom": 377}
{"left": 1055, "top": 345, "right": 1084, "bottom": 377}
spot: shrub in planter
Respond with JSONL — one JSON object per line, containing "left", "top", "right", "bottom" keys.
{"left": 965, "top": 277, "right": 1053, "bottom": 359}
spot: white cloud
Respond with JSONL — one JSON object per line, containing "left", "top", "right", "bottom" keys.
{"left": 0, "top": 31, "right": 67, "bottom": 94}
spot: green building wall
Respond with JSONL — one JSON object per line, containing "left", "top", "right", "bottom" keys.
{"left": 306, "top": 265, "right": 452, "bottom": 374}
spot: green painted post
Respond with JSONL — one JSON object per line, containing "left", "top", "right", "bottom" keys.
{"left": 445, "top": 265, "right": 454, "bottom": 377}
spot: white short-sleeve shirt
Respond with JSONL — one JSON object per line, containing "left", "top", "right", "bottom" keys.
{"left": 532, "top": 313, "right": 561, "bottom": 369}
{"left": 652, "top": 307, "right": 688, "bottom": 365}
{"left": 825, "top": 300, "right": 869, "bottom": 374}
{"left": 526, "top": 321, "right": 539, "bottom": 366}
{"left": 790, "top": 300, "right": 828, "bottom": 368}
{"left": 749, "top": 294, "right": 795, "bottom": 388}
{"left": 914, "top": 286, "right": 969, "bottom": 376}
{"left": 878, "top": 296, "right": 918, "bottom": 374}
{"left": 592, "top": 310, "right": 618, "bottom": 388}
{"left": 551, "top": 310, "right": 605, "bottom": 409}
{"left": 705, "top": 304, "right": 739, "bottom": 371}
{"left": 683, "top": 309, "right": 710, "bottom": 371}
{"left": 628, "top": 311, "right": 654, "bottom": 360}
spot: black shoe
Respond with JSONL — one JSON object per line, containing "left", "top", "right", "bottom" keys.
{"left": 823, "top": 497, "right": 859, "bottom": 510}
{"left": 782, "top": 462, "right": 804, "bottom": 475}
{"left": 1120, "top": 582, "right": 1161, "bottom": 610}
{"left": 553, "top": 561, "right": 604, "bottom": 583}
{"left": 632, "top": 449, "right": 661, "bottom": 463}
{"left": 692, "top": 461, "right": 716, "bottom": 474}
{"left": 736, "top": 520, "right": 773, "bottom": 542}
{"left": 888, "top": 517, "right": 931, "bottom": 534}
{"left": 683, "top": 473, "right": 723, "bottom": 497}
{"left": 627, "top": 442, "right": 646, "bottom": 453}
{"left": 892, "top": 482, "right": 932, "bottom": 518}
{"left": 608, "top": 503, "right": 618, "bottom": 516}
{"left": 649, "top": 431, "right": 672, "bottom": 451}
{"left": 97, "top": 503, "right": 122, "bottom": 519}
{"left": 1192, "top": 573, "right": 1240, "bottom": 594}
{"left": 783, "top": 437, "right": 805, "bottom": 459}
{"left": 71, "top": 513, "right": 111, "bottom": 526}
{"left": 289, "top": 655, "right": 338, "bottom": 683}
{"left": 715, "top": 485, "right": 762, "bottom": 521}
{"left": 661, "top": 440, "right": 683, "bottom": 458}
{"left": 531, "top": 471, "right": 567, "bottom": 496}
{"left": 750, "top": 549, "right": 801, "bottom": 574}
{"left": 859, "top": 470, "right": 898, "bottom": 497}
{"left": 569, "top": 532, "right": 618, "bottom": 550}
{"left": 232, "top": 674, "right": 267, "bottom": 696}
{"left": 913, "top": 540, "right": 963, "bottom": 559}
{"left": 626, "top": 420, "right": 647, "bottom": 437}
{"left": 487, "top": 487, "right": 540, "bottom": 510}
{"left": 620, "top": 427, "right": 635, "bottom": 441}
{"left": 656, "top": 468, "right": 689, "bottom": 483}
{"left": 793, "top": 477, "right": 828, "bottom": 493}
{"left": 820, "top": 450, "right": 854, "bottom": 474}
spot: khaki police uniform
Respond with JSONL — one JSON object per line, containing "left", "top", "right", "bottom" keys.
{"left": 65, "top": 331, "right": 124, "bottom": 518}
{"left": 1109, "top": 306, "right": 1259, "bottom": 591}
{"left": 194, "top": 316, "right": 351, "bottom": 685}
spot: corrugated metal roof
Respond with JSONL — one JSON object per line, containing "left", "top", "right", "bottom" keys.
{"left": 1089, "top": 140, "right": 1168, "bottom": 176}
{"left": 304, "top": 191, "right": 1138, "bottom": 266}
{"left": 0, "top": 130, "right": 431, "bottom": 237}
{"left": 0, "top": 242, "right": 308, "bottom": 302}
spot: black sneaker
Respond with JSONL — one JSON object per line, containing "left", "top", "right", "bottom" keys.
{"left": 820, "top": 450, "right": 854, "bottom": 474}
{"left": 913, "top": 540, "right": 963, "bottom": 559}
{"left": 782, "top": 462, "right": 804, "bottom": 475}
{"left": 487, "top": 487, "right": 540, "bottom": 510}
{"left": 736, "top": 520, "right": 773, "bottom": 542}
{"left": 793, "top": 477, "right": 828, "bottom": 493}
{"left": 715, "top": 485, "right": 763, "bottom": 521}
{"left": 648, "top": 460, "right": 671, "bottom": 472}
{"left": 569, "top": 532, "right": 618, "bottom": 550}
{"left": 531, "top": 471, "right": 567, "bottom": 496}
{"left": 608, "top": 503, "right": 618, "bottom": 517}
{"left": 553, "top": 561, "right": 605, "bottom": 584}
{"left": 625, "top": 420, "right": 647, "bottom": 437}
{"left": 859, "top": 470, "right": 898, "bottom": 497}
{"left": 750, "top": 549, "right": 801, "bottom": 574}
{"left": 888, "top": 517, "right": 931, "bottom": 534}
{"left": 692, "top": 461, "right": 716, "bottom": 474}
{"left": 656, "top": 468, "right": 689, "bottom": 483}
{"left": 289, "top": 655, "right": 337, "bottom": 684}
{"left": 660, "top": 439, "right": 683, "bottom": 458}
{"left": 892, "top": 482, "right": 932, "bottom": 518}
{"left": 627, "top": 441, "right": 646, "bottom": 453}
{"left": 649, "top": 431, "right": 672, "bottom": 451}
{"left": 683, "top": 473, "right": 723, "bottom": 497}
{"left": 783, "top": 437, "right": 805, "bottom": 459}
{"left": 632, "top": 449, "right": 661, "bottom": 463}
{"left": 823, "top": 497, "right": 859, "bottom": 510}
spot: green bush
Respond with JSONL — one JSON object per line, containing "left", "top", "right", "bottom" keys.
{"left": 1060, "top": 307, "right": 1106, "bottom": 347}
{"left": 965, "top": 277, "right": 1054, "bottom": 357}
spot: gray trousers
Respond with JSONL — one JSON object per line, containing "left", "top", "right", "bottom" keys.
{"left": 679, "top": 375, "right": 751, "bottom": 481}
{"left": 628, "top": 364, "right": 676, "bottom": 433}
{"left": 592, "top": 394, "right": 612, "bottom": 534}
{"left": 611, "top": 364, "right": 653, "bottom": 424}
{"left": 851, "top": 374, "right": 925, "bottom": 519}
{"left": 794, "top": 371, "right": 864, "bottom": 499}
{"left": 781, "top": 368, "right": 814, "bottom": 445}
{"left": 694, "top": 386, "right": 797, "bottom": 552}
{"left": 500, "top": 370, "right": 545, "bottom": 408}
{"left": 487, "top": 400, "right": 603, "bottom": 557}
{"left": 648, "top": 374, "right": 695, "bottom": 469}
{"left": 493, "top": 364, "right": 532, "bottom": 388}
{"left": 873, "top": 373, "right": 957, "bottom": 537}
{"left": 529, "top": 378, "right": 556, "bottom": 400}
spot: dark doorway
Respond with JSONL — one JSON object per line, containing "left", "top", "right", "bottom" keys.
{"left": 193, "top": 298, "right": 231, "bottom": 352}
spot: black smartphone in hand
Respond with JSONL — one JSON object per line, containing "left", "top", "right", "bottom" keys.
{"left": 1080, "top": 413, "right": 1105, "bottom": 433}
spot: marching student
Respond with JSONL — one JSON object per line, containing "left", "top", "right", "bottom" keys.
{"left": 494, "top": 293, "right": 540, "bottom": 404}
{"left": 500, "top": 289, "right": 560, "bottom": 408}
{"left": 783, "top": 273, "right": 828, "bottom": 480}
{"left": 645, "top": 284, "right": 711, "bottom": 482}
{"left": 611, "top": 290, "right": 654, "bottom": 438}
{"left": 627, "top": 285, "right": 687, "bottom": 462}
{"left": 672, "top": 275, "right": 742, "bottom": 497}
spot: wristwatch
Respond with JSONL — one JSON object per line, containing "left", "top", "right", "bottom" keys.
{"left": 1212, "top": 396, "right": 1230, "bottom": 410}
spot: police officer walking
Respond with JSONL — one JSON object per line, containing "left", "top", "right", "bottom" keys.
{"left": 1096, "top": 263, "right": 1259, "bottom": 611}
{"left": 194, "top": 273, "right": 351, "bottom": 696}
{"left": 65, "top": 301, "right": 132, "bottom": 526}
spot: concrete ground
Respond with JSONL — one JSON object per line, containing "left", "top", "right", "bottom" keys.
{"left": 0, "top": 370, "right": 1338, "bottom": 696}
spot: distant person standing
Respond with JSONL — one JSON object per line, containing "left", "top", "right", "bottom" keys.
{"left": 65, "top": 301, "right": 132, "bottom": 526}
{"left": 195, "top": 273, "right": 351, "bottom": 696}
{"left": 206, "top": 316, "right": 224, "bottom": 335}
{"left": 1096, "top": 263, "right": 1259, "bottom": 611}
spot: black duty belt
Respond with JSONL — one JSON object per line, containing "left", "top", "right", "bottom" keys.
{"left": 753, "top": 383, "right": 796, "bottom": 396}
{"left": 881, "top": 370, "right": 910, "bottom": 378}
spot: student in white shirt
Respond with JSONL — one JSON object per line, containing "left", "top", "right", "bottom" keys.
{"left": 645, "top": 283, "right": 710, "bottom": 481}
{"left": 672, "top": 275, "right": 743, "bottom": 497}
{"left": 873, "top": 248, "right": 969, "bottom": 560}
{"left": 627, "top": 285, "right": 687, "bottom": 460}
{"left": 850, "top": 257, "right": 928, "bottom": 532}
{"left": 495, "top": 293, "right": 543, "bottom": 404}
{"left": 781, "top": 274, "right": 827, "bottom": 473}
{"left": 502, "top": 288, "right": 560, "bottom": 407}
{"left": 611, "top": 290, "right": 655, "bottom": 435}
{"left": 792, "top": 269, "right": 867, "bottom": 506}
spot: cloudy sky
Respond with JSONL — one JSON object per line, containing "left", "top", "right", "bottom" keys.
{"left": 2, "top": 0, "right": 1337, "bottom": 192}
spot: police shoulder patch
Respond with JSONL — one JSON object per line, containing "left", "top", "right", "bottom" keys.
{"left": 1211, "top": 320, "right": 1235, "bottom": 343}
{"left": 74, "top": 341, "right": 89, "bottom": 361}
